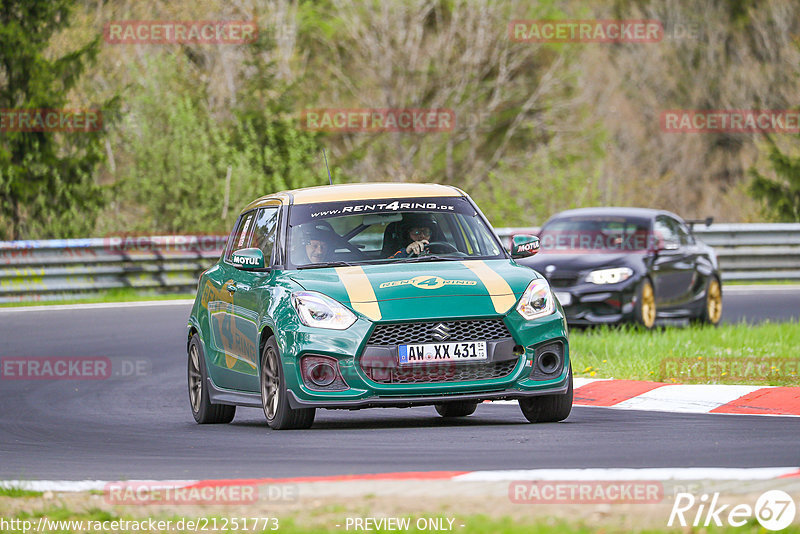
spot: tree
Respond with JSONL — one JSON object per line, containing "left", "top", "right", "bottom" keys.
{"left": 749, "top": 138, "right": 800, "bottom": 222}
{"left": 0, "top": 0, "right": 109, "bottom": 240}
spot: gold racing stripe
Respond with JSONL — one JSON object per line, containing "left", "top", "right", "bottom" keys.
{"left": 335, "top": 266, "right": 382, "bottom": 321}
{"left": 461, "top": 260, "right": 517, "bottom": 314}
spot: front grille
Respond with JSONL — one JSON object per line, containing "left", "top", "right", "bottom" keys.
{"left": 367, "top": 319, "right": 512, "bottom": 346}
{"left": 364, "top": 359, "right": 518, "bottom": 384}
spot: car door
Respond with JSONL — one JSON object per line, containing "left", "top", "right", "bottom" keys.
{"left": 227, "top": 204, "right": 283, "bottom": 392}
{"left": 650, "top": 216, "right": 695, "bottom": 308}
{"left": 672, "top": 218, "right": 702, "bottom": 306}
{"left": 205, "top": 210, "right": 262, "bottom": 390}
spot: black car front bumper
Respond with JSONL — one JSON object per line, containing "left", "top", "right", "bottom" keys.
{"left": 551, "top": 280, "right": 639, "bottom": 325}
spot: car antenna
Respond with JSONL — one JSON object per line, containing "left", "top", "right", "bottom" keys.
{"left": 322, "top": 148, "right": 332, "bottom": 186}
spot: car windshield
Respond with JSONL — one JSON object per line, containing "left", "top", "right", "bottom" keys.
{"left": 539, "top": 215, "right": 652, "bottom": 252}
{"left": 287, "top": 196, "right": 505, "bottom": 268}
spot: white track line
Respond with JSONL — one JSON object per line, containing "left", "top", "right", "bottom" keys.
{"left": 724, "top": 285, "right": 800, "bottom": 293}
{"left": 454, "top": 467, "right": 800, "bottom": 482}
{"left": 0, "top": 300, "right": 194, "bottom": 313}
{"left": 0, "top": 480, "right": 198, "bottom": 492}
{"left": 5, "top": 468, "right": 799, "bottom": 492}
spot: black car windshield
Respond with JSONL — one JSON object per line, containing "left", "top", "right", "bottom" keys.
{"left": 287, "top": 196, "right": 505, "bottom": 268}
{"left": 539, "top": 215, "right": 653, "bottom": 252}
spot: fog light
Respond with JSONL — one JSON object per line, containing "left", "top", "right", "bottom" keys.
{"left": 300, "top": 355, "right": 349, "bottom": 391}
{"left": 538, "top": 351, "right": 560, "bottom": 374}
{"left": 308, "top": 362, "right": 336, "bottom": 387}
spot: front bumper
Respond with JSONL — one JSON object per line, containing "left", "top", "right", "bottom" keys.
{"left": 276, "top": 310, "right": 570, "bottom": 409}
{"left": 287, "top": 376, "right": 570, "bottom": 409}
{"left": 551, "top": 279, "right": 638, "bottom": 325}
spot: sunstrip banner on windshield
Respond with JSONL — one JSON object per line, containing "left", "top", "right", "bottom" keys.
{"left": 292, "top": 197, "right": 474, "bottom": 223}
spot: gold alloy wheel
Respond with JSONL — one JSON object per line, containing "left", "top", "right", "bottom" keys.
{"left": 641, "top": 280, "right": 656, "bottom": 328}
{"left": 706, "top": 278, "right": 722, "bottom": 324}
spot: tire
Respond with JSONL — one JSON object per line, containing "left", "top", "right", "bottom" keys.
{"left": 434, "top": 401, "right": 478, "bottom": 418}
{"left": 188, "top": 334, "right": 236, "bottom": 424}
{"left": 696, "top": 276, "right": 722, "bottom": 326}
{"left": 260, "top": 336, "right": 315, "bottom": 430}
{"left": 634, "top": 278, "right": 656, "bottom": 329}
{"left": 518, "top": 366, "right": 573, "bottom": 423}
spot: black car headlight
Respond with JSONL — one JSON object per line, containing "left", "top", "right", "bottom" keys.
{"left": 517, "top": 279, "right": 556, "bottom": 320}
{"left": 584, "top": 267, "right": 633, "bottom": 285}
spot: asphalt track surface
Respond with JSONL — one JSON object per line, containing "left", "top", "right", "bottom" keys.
{"left": 0, "top": 289, "right": 798, "bottom": 481}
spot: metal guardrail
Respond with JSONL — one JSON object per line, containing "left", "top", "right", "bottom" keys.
{"left": 0, "top": 224, "right": 798, "bottom": 302}
{"left": 496, "top": 223, "right": 800, "bottom": 282}
{"left": 0, "top": 236, "right": 226, "bottom": 303}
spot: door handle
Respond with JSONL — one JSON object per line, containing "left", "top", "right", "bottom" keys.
{"left": 226, "top": 283, "right": 237, "bottom": 293}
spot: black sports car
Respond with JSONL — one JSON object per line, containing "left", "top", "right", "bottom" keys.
{"left": 516, "top": 208, "right": 722, "bottom": 328}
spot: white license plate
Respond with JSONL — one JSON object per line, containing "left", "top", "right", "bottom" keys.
{"left": 398, "top": 341, "right": 487, "bottom": 365}
{"left": 554, "top": 291, "right": 572, "bottom": 306}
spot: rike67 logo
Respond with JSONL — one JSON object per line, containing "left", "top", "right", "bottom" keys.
{"left": 669, "top": 490, "right": 797, "bottom": 531}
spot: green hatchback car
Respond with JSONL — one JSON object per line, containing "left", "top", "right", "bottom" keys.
{"left": 187, "top": 183, "right": 572, "bottom": 429}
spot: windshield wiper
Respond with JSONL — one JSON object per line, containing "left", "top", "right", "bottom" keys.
{"left": 297, "top": 261, "right": 359, "bottom": 270}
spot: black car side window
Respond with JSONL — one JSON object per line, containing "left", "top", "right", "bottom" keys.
{"left": 654, "top": 216, "right": 680, "bottom": 248}
{"left": 663, "top": 217, "right": 692, "bottom": 246}
{"left": 252, "top": 207, "right": 280, "bottom": 266}
{"left": 676, "top": 221, "right": 695, "bottom": 245}
{"left": 225, "top": 211, "right": 256, "bottom": 260}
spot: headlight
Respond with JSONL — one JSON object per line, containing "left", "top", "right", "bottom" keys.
{"left": 291, "top": 291, "right": 356, "bottom": 330}
{"left": 517, "top": 279, "right": 556, "bottom": 320}
{"left": 585, "top": 267, "right": 634, "bottom": 285}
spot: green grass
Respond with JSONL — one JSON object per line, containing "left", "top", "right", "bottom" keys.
{"left": 0, "top": 486, "right": 42, "bottom": 498}
{"left": 0, "top": 288, "right": 194, "bottom": 308}
{"left": 571, "top": 322, "right": 800, "bottom": 385}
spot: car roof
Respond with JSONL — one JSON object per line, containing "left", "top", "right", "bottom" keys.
{"left": 546, "top": 207, "right": 683, "bottom": 221}
{"left": 242, "top": 182, "right": 465, "bottom": 212}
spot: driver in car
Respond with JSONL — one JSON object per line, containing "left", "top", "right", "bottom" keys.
{"left": 293, "top": 224, "right": 331, "bottom": 264}
{"left": 388, "top": 214, "right": 437, "bottom": 258}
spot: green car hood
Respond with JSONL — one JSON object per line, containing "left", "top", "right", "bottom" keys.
{"left": 286, "top": 259, "right": 539, "bottom": 322}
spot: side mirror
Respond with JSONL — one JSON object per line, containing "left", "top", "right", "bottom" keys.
{"left": 511, "top": 235, "right": 540, "bottom": 259}
{"left": 231, "top": 248, "right": 266, "bottom": 270}
{"left": 653, "top": 239, "right": 680, "bottom": 252}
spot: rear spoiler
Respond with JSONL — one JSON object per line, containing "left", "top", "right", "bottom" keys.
{"left": 685, "top": 217, "right": 713, "bottom": 231}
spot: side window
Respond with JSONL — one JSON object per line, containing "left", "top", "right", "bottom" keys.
{"left": 252, "top": 207, "right": 280, "bottom": 266}
{"left": 225, "top": 211, "right": 257, "bottom": 260}
{"left": 663, "top": 217, "right": 691, "bottom": 246}
{"left": 654, "top": 217, "right": 680, "bottom": 247}
{"left": 675, "top": 220, "right": 694, "bottom": 245}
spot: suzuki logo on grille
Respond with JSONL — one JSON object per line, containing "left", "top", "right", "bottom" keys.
{"left": 430, "top": 323, "right": 451, "bottom": 341}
